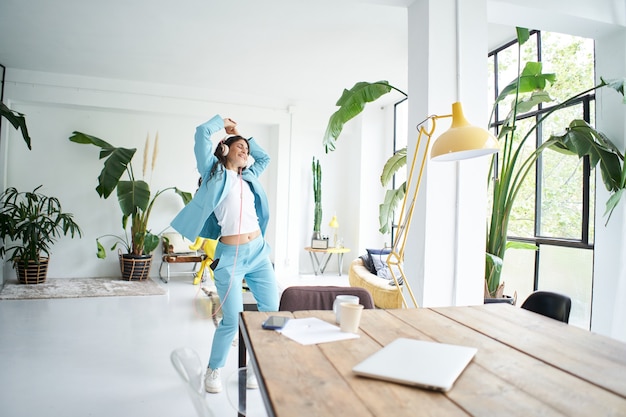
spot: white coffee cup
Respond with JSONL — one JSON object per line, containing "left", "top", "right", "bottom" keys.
{"left": 339, "top": 303, "right": 364, "bottom": 333}
{"left": 333, "top": 295, "right": 359, "bottom": 323}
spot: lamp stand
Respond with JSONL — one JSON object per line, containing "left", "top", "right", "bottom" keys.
{"left": 386, "top": 102, "right": 499, "bottom": 309}
{"left": 386, "top": 115, "right": 449, "bottom": 309}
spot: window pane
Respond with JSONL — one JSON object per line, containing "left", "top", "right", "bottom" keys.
{"left": 506, "top": 116, "right": 537, "bottom": 238}
{"left": 539, "top": 105, "right": 585, "bottom": 239}
{"left": 494, "top": 42, "right": 519, "bottom": 119}
{"left": 589, "top": 168, "right": 595, "bottom": 245}
{"left": 392, "top": 99, "right": 409, "bottom": 241}
{"left": 537, "top": 245, "right": 592, "bottom": 329}
{"left": 500, "top": 247, "right": 536, "bottom": 303}
{"left": 395, "top": 99, "right": 408, "bottom": 150}
{"left": 488, "top": 55, "right": 495, "bottom": 111}
{"left": 394, "top": 99, "right": 408, "bottom": 189}
{"left": 541, "top": 32, "right": 595, "bottom": 101}
{"left": 589, "top": 102, "right": 596, "bottom": 245}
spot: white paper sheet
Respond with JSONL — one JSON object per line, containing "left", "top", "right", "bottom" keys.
{"left": 277, "top": 317, "right": 360, "bottom": 345}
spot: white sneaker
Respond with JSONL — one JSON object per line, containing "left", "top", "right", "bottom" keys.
{"left": 204, "top": 367, "right": 222, "bottom": 393}
{"left": 246, "top": 368, "right": 259, "bottom": 389}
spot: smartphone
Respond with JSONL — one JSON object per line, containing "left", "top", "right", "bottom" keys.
{"left": 262, "top": 316, "right": 289, "bottom": 330}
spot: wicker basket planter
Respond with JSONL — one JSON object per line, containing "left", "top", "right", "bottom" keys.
{"left": 16, "top": 257, "right": 50, "bottom": 284}
{"left": 119, "top": 254, "right": 153, "bottom": 281}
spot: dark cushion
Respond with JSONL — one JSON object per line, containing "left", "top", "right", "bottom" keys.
{"left": 366, "top": 248, "right": 391, "bottom": 273}
{"left": 360, "top": 254, "right": 376, "bottom": 274}
{"left": 366, "top": 248, "right": 391, "bottom": 272}
{"left": 365, "top": 248, "right": 403, "bottom": 286}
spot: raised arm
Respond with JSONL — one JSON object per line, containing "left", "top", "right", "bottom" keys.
{"left": 247, "top": 137, "right": 270, "bottom": 177}
{"left": 194, "top": 115, "right": 224, "bottom": 175}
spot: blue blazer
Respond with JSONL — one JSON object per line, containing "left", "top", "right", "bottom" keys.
{"left": 170, "top": 115, "right": 270, "bottom": 241}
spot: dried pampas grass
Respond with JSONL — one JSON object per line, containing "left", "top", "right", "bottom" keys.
{"left": 142, "top": 132, "right": 150, "bottom": 178}
{"left": 152, "top": 131, "right": 159, "bottom": 172}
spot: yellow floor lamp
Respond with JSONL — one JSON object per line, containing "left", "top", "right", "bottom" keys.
{"left": 387, "top": 102, "right": 499, "bottom": 308}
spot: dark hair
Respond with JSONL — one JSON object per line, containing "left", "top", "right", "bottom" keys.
{"left": 209, "top": 135, "right": 250, "bottom": 180}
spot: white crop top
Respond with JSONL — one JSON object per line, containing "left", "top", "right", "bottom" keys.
{"left": 214, "top": 170, "right": 260, "bottom": 236}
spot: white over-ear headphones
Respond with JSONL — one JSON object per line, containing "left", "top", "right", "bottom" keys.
{"left": 219, "top": 135, "right": 235, "bottom": 157}
{"left": 219, "top": 142, "right": 229, "bottom": 157}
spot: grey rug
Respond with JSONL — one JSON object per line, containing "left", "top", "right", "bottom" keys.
{"left": 0, "top": 277, "right": 166, "bottom": 300}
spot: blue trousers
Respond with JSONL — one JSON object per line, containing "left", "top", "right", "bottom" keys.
{"left": 208, "top": 235, "right": 279, "bottom": 369}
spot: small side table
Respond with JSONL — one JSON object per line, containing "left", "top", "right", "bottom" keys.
{"left": 304, "top": 246, "right": 351, "bottom": 276}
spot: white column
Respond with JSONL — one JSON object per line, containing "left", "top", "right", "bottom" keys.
{"left": 593, "top": 29, "right": 626, "bottom": 342}
{"left": 405, "top": 0, "right": 490, "bottom": 307}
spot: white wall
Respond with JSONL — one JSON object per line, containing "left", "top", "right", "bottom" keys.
{"left": 1, "top": 69, "right": 374, "bottom": 282}
{"left": 289, "top": 101, "right": 394, "bottom": 274}
{"left": 593, "top": 29, "right": 626, "bottom": 342}
{"left": 357, "top": 103, "right": 397, "bottom": 253}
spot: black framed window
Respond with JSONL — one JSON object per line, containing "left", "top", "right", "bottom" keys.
{"left": 390, "top": 98, "right": 408, "bottom": 245}
{"left": 488, "top": 31, "right": 595, "bottom": 329}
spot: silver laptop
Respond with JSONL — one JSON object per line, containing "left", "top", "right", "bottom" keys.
{"left": 352, "top": 337, "right": 477, "bottom": 392}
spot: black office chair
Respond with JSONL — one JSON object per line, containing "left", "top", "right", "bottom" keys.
{"left": 278, "top": 285, "right": 375, "bottom": 311}
{"left": 520, "top": 290, "right": 572, "bottom": 323}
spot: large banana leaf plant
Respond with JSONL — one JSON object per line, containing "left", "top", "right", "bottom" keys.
{"left": 323, "top": 81, "right": 407, "bottom": 153}
{"left": 322, "top": 80, "right": 408, "bottom": 234}
{"left": 485, "top": 28, "right": 625, "bottom": 298}
{"left": 322, "top": 29, "right": 626, "bottom": 300}
{"left": 69, "top": 132, "right": 191, "bottom": 257}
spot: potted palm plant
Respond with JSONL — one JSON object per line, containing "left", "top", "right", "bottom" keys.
{"left": 322, "top": 29, "right": 626, "bottom": 302}
{"left": 69, "top": 131, "right": 191, "bottom": 281}
{"left": 0, "top": 186, "right": 82, "bottom": 284}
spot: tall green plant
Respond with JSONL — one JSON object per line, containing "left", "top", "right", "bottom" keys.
{"left": 484, "top": 28, "right": 625, "bottom": 297}
{"left": 322, "top": 80, "right": 408, "bottom": 234}
{"left": 312, "top": 157, "right": 322, "bottom": 235}
{"left": 69, "top": 132, "right": 191, "bottom": 257}
{"left": 323, "top": 81, "right": 406, "bottom": 153}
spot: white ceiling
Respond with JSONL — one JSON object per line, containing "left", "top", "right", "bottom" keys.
{"left": 0, "top": 0, "right": 515, "bottom": 108}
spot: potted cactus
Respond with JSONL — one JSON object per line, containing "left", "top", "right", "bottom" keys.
{"left": 312, "top": 157, "right": 322, "bottom": 238}
{"left": 311, "top": 157, "right": 328, "bottom": 248}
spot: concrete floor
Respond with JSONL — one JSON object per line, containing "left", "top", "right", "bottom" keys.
{"left": 0, "top": 272, "right": 348, "bottom": 417}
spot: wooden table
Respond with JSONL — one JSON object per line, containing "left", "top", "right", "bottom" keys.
{"left": 304, "top": 246, "right": 351, "bottom": 275}
{"left": 238, "top": 304, "right": 626, "bottom": 417}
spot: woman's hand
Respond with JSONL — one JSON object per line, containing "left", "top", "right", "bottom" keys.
{"left": 224, "top": 118, "right": 239, "bottom": 135}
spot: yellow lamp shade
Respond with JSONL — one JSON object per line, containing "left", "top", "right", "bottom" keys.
{"left": 328, "top": 215, "right": 339, "bottom": 229}
{"left": 430, "top": 102, "right": 499, "bottom": 161}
